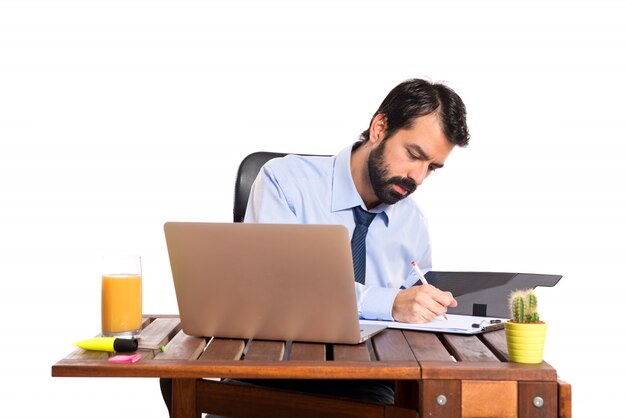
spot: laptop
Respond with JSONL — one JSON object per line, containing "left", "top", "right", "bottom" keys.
{"left": 164, "top": 222, "right": 387, "bottom": 344}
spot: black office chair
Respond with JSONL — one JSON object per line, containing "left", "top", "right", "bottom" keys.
{"left": 233, "top": 151, "right": 288, "bottom": 223}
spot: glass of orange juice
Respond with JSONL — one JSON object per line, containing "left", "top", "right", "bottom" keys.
{"left": 101, "top": 256, "right": 143, "bottom": 337}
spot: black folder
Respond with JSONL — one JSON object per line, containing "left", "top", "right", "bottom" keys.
{"left": 423, "top": 271, "right": 563, "bottom": 318}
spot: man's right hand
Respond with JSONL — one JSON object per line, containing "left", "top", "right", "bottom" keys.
{"left": 391, "top": 284, "right": 457, "bottom": 324}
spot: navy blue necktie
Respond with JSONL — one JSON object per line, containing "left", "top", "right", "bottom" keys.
{"left": 351, "top": 206, "right": 377, "bottom": 284}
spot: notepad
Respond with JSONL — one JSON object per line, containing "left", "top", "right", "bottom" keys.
{"left": 360, "top": 314, "right": 507, "bottom": 335}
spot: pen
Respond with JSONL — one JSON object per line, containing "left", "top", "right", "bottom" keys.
{"left": 138, "top": 343, "right": 166, "bottom": 352}
{"left": 411, "top": 261, "right": 448, "bottom": 320}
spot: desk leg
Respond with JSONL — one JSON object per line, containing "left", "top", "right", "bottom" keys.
{"left": 172, "top": 378, "right": 199, "bottom": 418}
{"left": 419, "top": 379, "right": 461, "bottom": 418}
{"left": 519, "top": 381, "right": 558, "bottom": 418}
{"left": 558, "top": 379, "right": 572, "bottom": 418}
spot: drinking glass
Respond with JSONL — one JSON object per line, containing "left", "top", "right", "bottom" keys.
{"left": 101, "top": 256, "right": 142, "bottom": 337}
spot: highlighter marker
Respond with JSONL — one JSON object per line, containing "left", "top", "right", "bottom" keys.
{"left": 74, "top": 337, "right": 138, "bottom": 353}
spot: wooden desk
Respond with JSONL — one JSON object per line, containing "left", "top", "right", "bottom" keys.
{"left": 52, "top": 315, "right": 571, "bottom": 418}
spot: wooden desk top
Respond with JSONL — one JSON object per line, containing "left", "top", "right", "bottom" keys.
{"left": 52, "top": 315, "right": 557, "bottom": 382}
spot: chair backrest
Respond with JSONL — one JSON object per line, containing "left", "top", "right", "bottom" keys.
{"left": 233, "top": 152, "right": 288, "bottom": 222}
{"left": 233, "top": 152, "right": 328, "bottom": 222}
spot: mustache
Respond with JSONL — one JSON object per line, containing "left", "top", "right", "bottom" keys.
{"left": 387, "top": 176, "right": 417, "bottom": 194}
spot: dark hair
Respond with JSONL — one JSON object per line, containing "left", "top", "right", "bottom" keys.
{"left": 359, "top": 79, "right": 470, "bottom": 147}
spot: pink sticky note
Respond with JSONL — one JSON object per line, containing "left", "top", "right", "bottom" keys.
{"left": 108, "top": 354, "right": 142, "bottom": 364}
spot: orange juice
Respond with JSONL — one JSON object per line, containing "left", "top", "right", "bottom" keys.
{"left": 101, "top": 274, "right": 142, "bottom": 336}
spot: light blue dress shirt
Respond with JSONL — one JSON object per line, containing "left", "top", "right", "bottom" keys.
{"left": 244, "top": 144, "right": 432, "bottom": 320}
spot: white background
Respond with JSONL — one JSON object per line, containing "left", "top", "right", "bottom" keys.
{"left": 1, "top": 0, "right": 625, "bottom": 416}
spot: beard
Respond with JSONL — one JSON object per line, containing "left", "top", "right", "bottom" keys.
{"left": 367, "top": 141, "right": 417, "bottom": 205}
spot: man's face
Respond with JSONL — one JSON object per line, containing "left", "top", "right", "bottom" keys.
{"left": 367, "top": 113, "right": 454, "bottom": 205}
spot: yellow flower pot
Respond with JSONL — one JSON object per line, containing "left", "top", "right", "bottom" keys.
{"left": 505, "top": 321, "right": 547, "bottom": 364}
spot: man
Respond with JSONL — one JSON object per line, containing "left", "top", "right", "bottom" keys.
{"left": 245, "top": 78, "right": 469, "bottom": 324}
{"left": 161, "top": 78, "right": 470, "bottom": 415}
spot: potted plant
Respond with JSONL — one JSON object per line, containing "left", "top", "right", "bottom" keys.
{"left": 505, "top": 289, "right": 547, "bottom": 364}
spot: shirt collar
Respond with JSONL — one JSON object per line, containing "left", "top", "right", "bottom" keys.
{"left": 331, "top": 144, "right": 391, "bottom": 226}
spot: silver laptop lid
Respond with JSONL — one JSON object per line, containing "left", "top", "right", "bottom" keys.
{"left": 164, "top": 222, "right": 371, "bottom": 344}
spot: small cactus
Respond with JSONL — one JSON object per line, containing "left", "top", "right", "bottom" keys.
{"left": 508, "top": 289, "right": 541, "bottom": 323}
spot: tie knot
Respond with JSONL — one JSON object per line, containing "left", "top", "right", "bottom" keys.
{"left": 353, "top": 206, "right": 377, "bottom": 228}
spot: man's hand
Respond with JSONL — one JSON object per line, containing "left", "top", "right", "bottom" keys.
{"left": 392, "top": 285, "right": 458, "bottom": 323}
